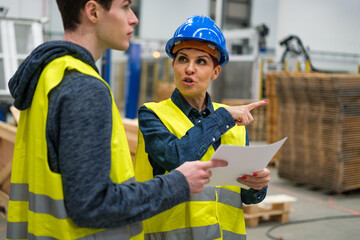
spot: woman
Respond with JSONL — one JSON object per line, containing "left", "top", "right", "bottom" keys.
{"left": 134, "top": 15, "right": 270, "bottom": 240}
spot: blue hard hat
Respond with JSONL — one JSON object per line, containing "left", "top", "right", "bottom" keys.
{"left": 165, "top": 15, "right": 229, "bottom": 66}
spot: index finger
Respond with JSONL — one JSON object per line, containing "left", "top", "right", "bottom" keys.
{"left": 246, "top": 99, "right": 268, "bottom": 111}
{"left": 205, "top": 159, "right": 229, "bottom": 168}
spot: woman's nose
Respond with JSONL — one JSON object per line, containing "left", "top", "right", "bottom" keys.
{"left": 185, "top": 62, "right": 195, "bottom": 75}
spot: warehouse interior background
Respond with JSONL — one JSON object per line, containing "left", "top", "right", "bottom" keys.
{"left": 1, "top": 0, "right": 359, "bottom": 114}
{"left": 1, "top": 0, "right": 360, "bottom": 239}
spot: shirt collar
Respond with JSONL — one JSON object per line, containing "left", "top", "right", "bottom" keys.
{"left": 171, "top": 88, "right": 214, "bottom": 116}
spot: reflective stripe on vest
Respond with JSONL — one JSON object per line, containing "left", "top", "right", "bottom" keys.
{"left": 7, "top": 56, "right": 143, "bottom": 240}
{"left": 134, "top": 98, "right": 246, "bottom": 239}
{"left": 145, "top": 223, "right": 221, "bottom": 240}
{"left": 145, "top": 225, "right": 246, "bottom": 240}
{"left": 7, "top": 222, "right": 143, "bottom": 240}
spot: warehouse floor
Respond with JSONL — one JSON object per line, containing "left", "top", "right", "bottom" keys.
{"left": 1, "top": 165, "right": 359, "bottom": 240}
{"left": 247, "top": 165, "right": 360, "bottom": 240}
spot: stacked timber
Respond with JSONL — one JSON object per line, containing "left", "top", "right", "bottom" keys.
{"left": 266, "top": 72, "right": 360, "bottom": 193}
{"left": 265, "top": 73, "right": 279, "bottom": 145}
{"left": 265, "top": 73, "right": 286, "bottom": 164}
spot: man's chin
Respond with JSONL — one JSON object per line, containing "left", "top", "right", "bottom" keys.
{"left": 111, "top": 42, "right": 130, "bottom": 52}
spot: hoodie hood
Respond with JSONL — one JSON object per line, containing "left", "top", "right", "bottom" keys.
{"left": 8, "top": 41, "right": 98, "bottom": 110}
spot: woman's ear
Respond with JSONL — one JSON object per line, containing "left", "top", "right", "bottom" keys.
{"left": 211, "top": 65, "right": 221, "bottom": 80}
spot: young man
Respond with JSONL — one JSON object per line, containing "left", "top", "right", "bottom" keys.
{"left": 6, "top": 1, "right": 227, "bottom": 239}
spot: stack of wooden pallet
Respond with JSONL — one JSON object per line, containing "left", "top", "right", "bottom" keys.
{"left": 266, "top": 72, "right": 360, "bottom": 193}
{"left": 265, "top": 73, "right": 280, "bottom": 146}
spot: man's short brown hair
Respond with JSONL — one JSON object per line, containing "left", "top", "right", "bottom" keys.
{"left": 56, "top": 0, "right": 113, "bottom": 31}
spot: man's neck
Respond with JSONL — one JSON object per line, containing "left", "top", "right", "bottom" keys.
{"left": 63, "top": 29, "right": 104, "bottom": 61}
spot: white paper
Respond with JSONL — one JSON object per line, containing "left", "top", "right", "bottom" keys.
{"left": 208, "top": 137, "right": 287, "bottom": 189}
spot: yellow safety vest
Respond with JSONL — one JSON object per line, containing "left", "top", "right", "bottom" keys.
{"left": 7, "top": 56, "right": 143, "bottom": 240}
{"left": 134, "top": 98, "right": 247, "bottom": 240}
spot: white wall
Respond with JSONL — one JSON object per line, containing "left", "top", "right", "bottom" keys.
{"left": 47, "top": 0, "right": 64, "bottom": 39}
{"left": 250, "top": 0, "right": 279, "bottom": 53}
{"left": 1, "top": 0, "right": 63, "bottom": 40}
{"left": 3, "top": 0, "right": 359, "bottom": 72}
{"left": 252, "top": 0, "right": 360, "bottom": 53}
{"left": 251, "top": 0, "right": 360, "bottom": 72}
{"left": 276, "top": 0, "right": 360, "bottom": 54}
{"left": 139, "top": 0, "right": 210, "bottom": 40}
{"left": 4, "top": 0, "right": 359, "bottom": 56}
{"left": 0, "top": 0, "right": 44, "bottom": 19}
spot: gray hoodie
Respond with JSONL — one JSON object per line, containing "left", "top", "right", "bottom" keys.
{"left": 8, "top": 41, "right": 190, "bottom": 228}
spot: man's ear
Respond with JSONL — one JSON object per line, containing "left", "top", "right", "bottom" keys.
{"left": 211, "top": 65, "right": 221, "bottom": 80}
{"left": 84, "top": 0, "right": 100, "bottom": 23}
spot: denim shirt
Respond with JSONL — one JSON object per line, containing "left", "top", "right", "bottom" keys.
{"left": 138, "top": 88, "right": 267, "bottom": 204}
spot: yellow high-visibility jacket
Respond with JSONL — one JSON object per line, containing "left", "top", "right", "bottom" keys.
{"left": 7, "top": 56, "right": 143, "bottom": 240}
{"left": 134, "top": 98, "right": 247, "bottom": 240}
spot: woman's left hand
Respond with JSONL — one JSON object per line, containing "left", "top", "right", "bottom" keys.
{"left": 237, "top": 168, "right": 270, "bottom": 190}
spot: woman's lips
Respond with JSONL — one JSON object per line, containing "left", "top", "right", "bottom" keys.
{"left": 183, "top": 78, "right": 195, "bottom": 85}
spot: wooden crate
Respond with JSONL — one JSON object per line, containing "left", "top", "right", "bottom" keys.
{"left": 243, "top": 194, "right": 296, "bottom": 227}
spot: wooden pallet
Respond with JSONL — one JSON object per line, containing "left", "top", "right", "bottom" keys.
{"left": 243, "top": 194, "right": 297, "bottom": 227}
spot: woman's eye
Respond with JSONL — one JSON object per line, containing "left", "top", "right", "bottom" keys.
{"left": 178, "top": 56, "right": 187, "bottom": 62}
{"left": 197, "top": 59, "right": 206, "bottom": 65}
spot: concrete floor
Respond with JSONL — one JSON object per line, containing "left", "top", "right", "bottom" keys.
{"left": 247, "top": 166, "right": 360, "bottom": 240}
{"left": 1, "top": 165, "right": 360, "bottom": 240}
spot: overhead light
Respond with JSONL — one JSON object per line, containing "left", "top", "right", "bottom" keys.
{"left": 152, "top": 51, "right": 161, "bottom": 59}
